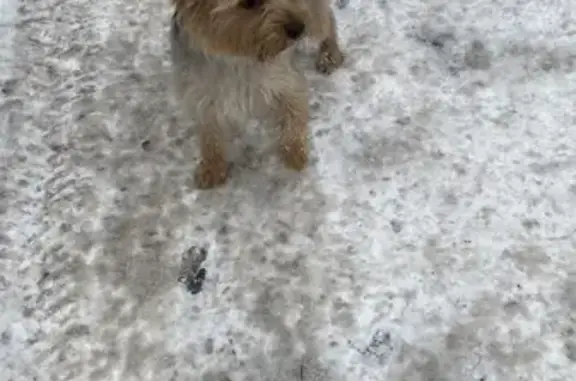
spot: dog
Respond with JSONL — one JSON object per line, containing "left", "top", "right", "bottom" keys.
{"left": 170, "top": 0, "right": 344, "bottom": 189}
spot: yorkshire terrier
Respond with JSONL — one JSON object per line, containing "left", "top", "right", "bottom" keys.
{"left": 170, "top": 0, "right": 344, "bottom": 189}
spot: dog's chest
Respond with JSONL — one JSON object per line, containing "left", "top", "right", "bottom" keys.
{"left": 217, "top": 65, "right": 273, "bottom": 113}
{"left": 204, "top": 56, "right": 294, "bottom": 121}
{"left": 170, "top": 22, "right": 298, "bottom": 123}
{"left": 176, "top": 50, "right": 296, "bottom": 122}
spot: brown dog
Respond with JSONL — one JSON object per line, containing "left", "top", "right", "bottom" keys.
{"left": 170, "top": 0, "right": 344, "bottom": 188}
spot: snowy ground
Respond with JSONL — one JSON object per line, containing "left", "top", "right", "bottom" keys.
{"left": 1, "top": 0, "right": 576, "bottom": 380}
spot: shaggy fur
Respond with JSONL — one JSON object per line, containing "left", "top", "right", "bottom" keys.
{"left": 170, "top": 0, "right": 344, "bottom": 189}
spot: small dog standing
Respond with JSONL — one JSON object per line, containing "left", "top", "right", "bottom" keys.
{"left": 170, "top": 0, "right": 344, "bottom": 189}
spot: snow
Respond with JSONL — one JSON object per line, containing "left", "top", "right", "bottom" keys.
{"left": 1, "top": 0, "right": 576, "bottom": 380}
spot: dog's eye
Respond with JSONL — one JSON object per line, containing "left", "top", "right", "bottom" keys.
{"left": 240, "top": 0, "right": 262, "bottom": 9}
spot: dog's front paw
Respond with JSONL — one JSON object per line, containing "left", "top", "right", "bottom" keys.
{"left": 194, "top": 159, "right": 228, "bottom": 189}
{"left": 280, "top": 140, "right": 308, "bottom": 171}
{"left": 315, "top": 40, "right": 344, "bottom": 75}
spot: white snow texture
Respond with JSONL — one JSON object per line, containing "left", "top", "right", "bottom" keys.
{"left": 1, "top": 0, "right": 576, "bottom": 380}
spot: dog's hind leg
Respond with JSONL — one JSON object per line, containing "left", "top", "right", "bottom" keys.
{"left": 276, "top": 88, "right": 309, "bottom": 171}
{"left": 194, "top": 119, "right": 229, "bottom": 189}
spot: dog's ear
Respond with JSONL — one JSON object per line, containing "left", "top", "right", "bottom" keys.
{"left": 172, "top": 0, "right": 238, "bottom": 15}
{"left": 172, "top": 0, "right": 200, "bottom": 10}
{"left": 213, "top": 0, "right": 241, "bottom": 13}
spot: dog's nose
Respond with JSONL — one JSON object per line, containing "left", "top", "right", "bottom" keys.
{"left": 284, "top": 21, "right": 305, "bottom": 39}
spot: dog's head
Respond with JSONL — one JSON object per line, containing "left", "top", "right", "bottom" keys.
{"left": 173, "top": 0, "right": 309, "bottom": 61}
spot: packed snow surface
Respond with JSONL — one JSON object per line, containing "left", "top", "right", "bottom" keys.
{"left": 1, "top": 0, "right": 576, "bottom": 380}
